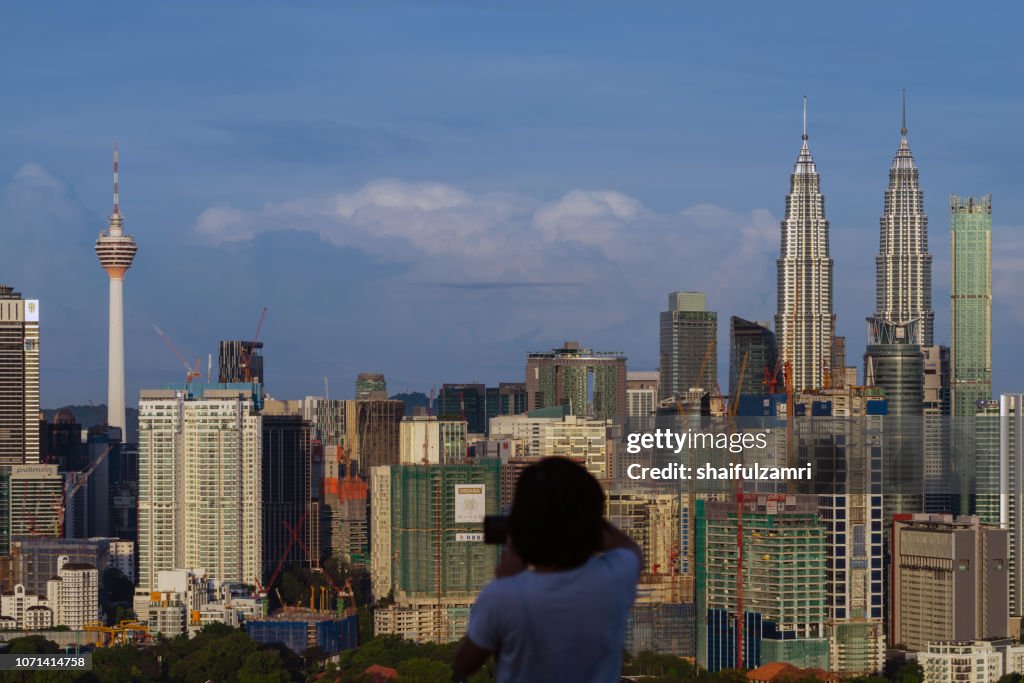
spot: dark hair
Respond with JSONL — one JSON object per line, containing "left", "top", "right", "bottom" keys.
{"left": 508, "top": 457, "right": 605, "bottom": 569}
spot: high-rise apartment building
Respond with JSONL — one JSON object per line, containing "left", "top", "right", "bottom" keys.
{"left": 729, "top": 318, "right": 777, "bottom": 399}
{"left": 526, "top": 341, "right": 627, "bottom": 420}
{"left": 0, "top": 286, "right": 39, "bottom": 465}
{"left": 775, "top": 103, "right": 834, "bottom": 392}
{"left": 660, "top": 292, "right": 717, "bottom": 400}
{"left": 94, "top": 148, "right": 137, "bottom": 433}
{"left": 875, "top": 98, "right": 934, "bottom": 345}
{"left": 890, "top": 514, "right": 1008, "bottom": 651}
{"left": 950, "top": 194, "right": 992, "bottom": 419}
{"left": 136, "top": 384, "right": 262, "bottom": 592}
{"left": 218, "top": 340, "right": 264, "bottom": 384}
{"left": 371, "top": 461, "right": 501, "bottom": 643}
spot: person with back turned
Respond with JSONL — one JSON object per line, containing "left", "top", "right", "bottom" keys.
{"left": 451, "top": 456, "right": 642, "bottom": 682}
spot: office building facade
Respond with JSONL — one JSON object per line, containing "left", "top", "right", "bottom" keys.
{"left": 0, "top": 286, "right": 39, "bottom": 465}
{"left": 890, "top": 514, "right": 1008, "bottom": 651}
{"left": 660, "top": 292, "right": 717, "bottom": 400}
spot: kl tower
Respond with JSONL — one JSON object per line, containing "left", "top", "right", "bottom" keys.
{"left": 95, "top": 145, "right": 137, "bottom": 433}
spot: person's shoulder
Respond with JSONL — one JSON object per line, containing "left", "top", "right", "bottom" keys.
{"left": 594, "top": 547, "right": 642, "bottom": 578}
{"left": 476, "top": 572, "right": 529, "bottom": 605}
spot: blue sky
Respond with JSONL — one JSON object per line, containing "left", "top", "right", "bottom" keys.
{"left": 0, "top": 2, "right": 1021, "bottom": 407}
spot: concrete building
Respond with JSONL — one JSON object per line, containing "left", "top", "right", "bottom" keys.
{"left": 12, "top": 536, "right": 135, "bottom": 596}
{"left": 218, "top": 340, "right": 264, "bottom": 385}
{"left": 526, "top": 341, "right": 627, "bottom": 420}
{"left": 137, "top": 384, "right": 262, "bottom": 592}
{"left": 0, "top": 286, "right": 39, "bottom": 465}
{"left": 489, "top": 408, "right": 565, "bottom": 456}
{"left": 627, "top": 371, "right": 660, "bottom": 418}
{"left": 399, "top": 416, "right": 468, "bottom": 465}
{"left": 660, "top": 292, "right": 717, "bottom": 400}
{"left": 730, "top": 317, "right": 777, "bottom": 399}
{"left": 46, "top": 556, "right": 100, "bottom": 629}
{"left": 0, "top": 584, "right": 52, "bottom": 630}
{"left": 369, "top": 465, "right": 392, "bottom": 602}
{"left": 144, "top": 568, "right": 265, "bottom": 636}
{"left": 373, "top": 602, "right": 473, "bottom": 645}
{"left": 874, "top": 97, "right": 934, "bottom": 346}
{"left": 542, "top": 415, "right": 610, "bottom": 479}
{"left": 775, "top": 103, "right": 835, "bottom": 393}
{"left": 94, "top": 148, "right": 137, "bottom": 433}
{"left": 891, "top": 514, "right": 1008, "bottom": 651}
{"left": 918, "top": 640, "right": 1024, "bottom": 683}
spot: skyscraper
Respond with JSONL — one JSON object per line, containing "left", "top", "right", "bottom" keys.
{"left": 775, "top": 100, "right": 834, "bottom": 392}
{"left": 659, "top": 292, "right": 717, "bottom": 400}
{"left": 136, "top": 384, "right": 262, "bottom": 592}
{"left": 0, "top": 286, "right": 39, "bottom": 465}
{"left": 950, "top": 194, "right": 992, "bottom": 418}
{"left": 95, "top": 147, "right": 138, "bottom": 433}
{"left": 355, "top": 373, "right": 387, "bottom": 401}
{"left": 875, "top": 95, "right": 934, "bottom": 345}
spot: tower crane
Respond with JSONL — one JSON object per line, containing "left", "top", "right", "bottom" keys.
{"left": 152, "top": 325, "right": 202, "bottom": 383}
{"left": 239, "top": 307, "right": 268, "bottom": 383}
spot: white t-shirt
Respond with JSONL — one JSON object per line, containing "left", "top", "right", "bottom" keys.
{"left": 466, "top": 548, "right": 641, "bottom": 683}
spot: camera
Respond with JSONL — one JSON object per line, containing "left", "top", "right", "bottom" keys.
{"left": 483, "top": 515, "right": 509, "bottom": 545}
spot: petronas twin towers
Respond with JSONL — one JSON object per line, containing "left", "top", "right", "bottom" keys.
{"left": 776, "top": 96, "right": 932, "bottom": 391}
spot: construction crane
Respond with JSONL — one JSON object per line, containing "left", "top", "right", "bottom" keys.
{"left": 239, "top": 306, "right": 268, "bottom": 383}
{"left": 152, "top": 325, "right": 202, "bottom": 383}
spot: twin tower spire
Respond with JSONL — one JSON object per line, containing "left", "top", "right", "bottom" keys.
{"left": 776, "top": 93, "right": 932, "bottom": 392}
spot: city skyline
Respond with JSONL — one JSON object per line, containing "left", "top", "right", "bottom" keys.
{"left": 0, "top": 3, "right": 1021, "bottom": 406}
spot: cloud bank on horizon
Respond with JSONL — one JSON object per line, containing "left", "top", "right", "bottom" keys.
{"left": 2, "top": 163, "right": 1023, "bottom": 408}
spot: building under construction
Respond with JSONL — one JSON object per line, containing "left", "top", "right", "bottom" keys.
{"left": 372, "top": 460, "right": 501, "bottom": 643}
{"left": 696, "top": 495, "right": 828, "bottom": 672}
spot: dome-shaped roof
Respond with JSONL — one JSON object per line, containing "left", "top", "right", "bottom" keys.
{"left": 54, "top": 408, "right": 77, "bottom": 425}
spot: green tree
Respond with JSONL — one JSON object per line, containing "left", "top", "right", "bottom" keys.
{"left": 396, "top": 657, "right": 452, "bottom": 682}
{"left": 237, "top": 649, "right": 292, "bottom": 683}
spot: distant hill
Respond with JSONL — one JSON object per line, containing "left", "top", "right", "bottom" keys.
{"left": 41, "top": 405, "right": 139, "bottom": 444}
{"left": 389, "top": 392, "right": 429, "bottom": 416}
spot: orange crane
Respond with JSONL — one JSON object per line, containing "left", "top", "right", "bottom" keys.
{"left": 152, "top": 325, "right": 202, "bottom": 383}
{"left": 239, "top": 307, "right": 268, "bottom": 383}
